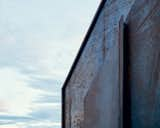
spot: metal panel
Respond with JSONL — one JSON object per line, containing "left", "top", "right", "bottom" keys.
{"left": 119, "top": 17, "right": 124, "bottom": 128}
{"left": 126, "top": 0, "right": 160, "bottom": 127}
{"left": 83, "top": 17, "right": 124, "bottom": 128}
{"left": 62, "top": 0, "right": 135, "bottom": 128}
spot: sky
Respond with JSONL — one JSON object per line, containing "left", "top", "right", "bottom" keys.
{"left": 0, "top": 0, "right": 100, "bottom": 128}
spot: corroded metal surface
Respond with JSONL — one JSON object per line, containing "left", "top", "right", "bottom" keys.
{"left": 63, "top": 0, "right": 135, "bottom": 128}
{"left": 63, "top": 0, "right": 160, "bottom": 128}
{"left": 126, "top": 0, "right": 160, "bottom": 127}
{"left": 83, "top": 17, "right": 124, "bottom": 128}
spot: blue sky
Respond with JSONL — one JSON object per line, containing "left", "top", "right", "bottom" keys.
{"left": 0, "top": 0, "right": 100, "bottom": 128}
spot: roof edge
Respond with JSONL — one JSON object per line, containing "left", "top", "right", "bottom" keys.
{"left": 62, "top": 0, "right": 107, "bottom": 90}
{"left": 62, "top": 1, "right": 107, "bottom": 127}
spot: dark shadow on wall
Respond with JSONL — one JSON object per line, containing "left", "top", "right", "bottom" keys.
{"left": 123, "top": 23, "right": 131, "bottom": 128}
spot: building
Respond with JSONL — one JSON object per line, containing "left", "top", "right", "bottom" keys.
{"left": 62, "top": 0, "right": 160, "bottom": 127}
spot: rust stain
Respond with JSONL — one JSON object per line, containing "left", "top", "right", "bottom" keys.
{"left": 135, "top": 0, "right": 160, "bottom": 33}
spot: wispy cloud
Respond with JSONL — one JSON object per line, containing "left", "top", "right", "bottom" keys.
{"left": 0, "top": 101, "right": 8, "bottom": 113}
{"left": 34, "top": 94, "right": 61, "bottom": 103}
{"left": 0, "top": 115, "right": 32, "bottom": 122}
{"left": 0, "top": 115, "right": 61, "bottom": 128}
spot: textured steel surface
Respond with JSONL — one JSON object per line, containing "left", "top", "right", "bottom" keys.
{"left": 126, "top": 0, "right": 160, "bottom": 127}
{"left": 83, "top": 17, "right": 124, "bottom": 128}
{"left": 63, "top": 0, "right": 135, "bottom": 128}
{"left": 62, "top": 0, "right": 160, "bottom": 128}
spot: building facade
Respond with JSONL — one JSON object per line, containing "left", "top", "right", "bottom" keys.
{"left": 62, "top": 0, "right": 160, "bottom": 128}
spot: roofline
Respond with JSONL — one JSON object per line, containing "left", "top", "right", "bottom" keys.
{"left": 62, "top": 0, "right": 107, "bottom": 127}
{"left": 62, "top": 0, "right": 107, "bottom": 90}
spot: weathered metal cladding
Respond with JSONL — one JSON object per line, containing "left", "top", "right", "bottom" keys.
{"left": 63, "top": 0, "right": 135, "bottom": 128}
{"left": 126, "top": 0, "right": 160, "bottom": 127}
{"left": 84, "top": 17, "right": 124, "bottom": 128}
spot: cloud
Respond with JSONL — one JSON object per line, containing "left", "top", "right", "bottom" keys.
{"left": 17, "top": 121, "right": 61, "bottom": 128}
{"left": 34, "top": 94, "right": 60, "bottom": 103}
{"left": 29, "top": 107, "right": 60, "bottom": 122}
{"left": 0, "top": 101, "right": 8, "bottom": 112}
{"left": 0, "top": 125, "right": 19, "bottom": 128}
{"left": 0, "top": 67, "right": 44, "bottom": 116}
{"left": 0, "top": 115, "right": 61, "bottom": 128}
{"left": 0, "top": 115, "right": 32, "bottom": 122}
{"left": 0, "top": 67, "right": 61, "bottom": 128}
{"left": 25, "top": 122, "right": 61, "bottom": 128}
{"left": 0, "top": 115, "right": 33, "bottom": 127}
{"left": 28, "top": 78, "right": 61, "bottom": 93}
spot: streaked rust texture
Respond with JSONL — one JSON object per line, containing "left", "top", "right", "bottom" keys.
{"left": 126, "top": 0, "right": 160, "bottom": 127}
{"left": 63, "top": 0, "right": 135, "bottom": 128}
{"left": 63, "top": 0, "right": 160, "bottom": 128}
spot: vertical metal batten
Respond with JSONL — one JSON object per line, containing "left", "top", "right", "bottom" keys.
{"left": 118, "top": 17, "right": 124, "bottom": 128}
{"left": 123, "top": 23, "right": 131, "bottom": 128}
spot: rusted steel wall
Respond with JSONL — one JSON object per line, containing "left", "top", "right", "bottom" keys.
{"left": 84, "top": 17, "right": 125, "bottom": 128}
{"left": 63, "top": 0, "right": 135, "bottom": 128}
{"left": 126, "top": 0, "right": 160, "bottom": 127}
